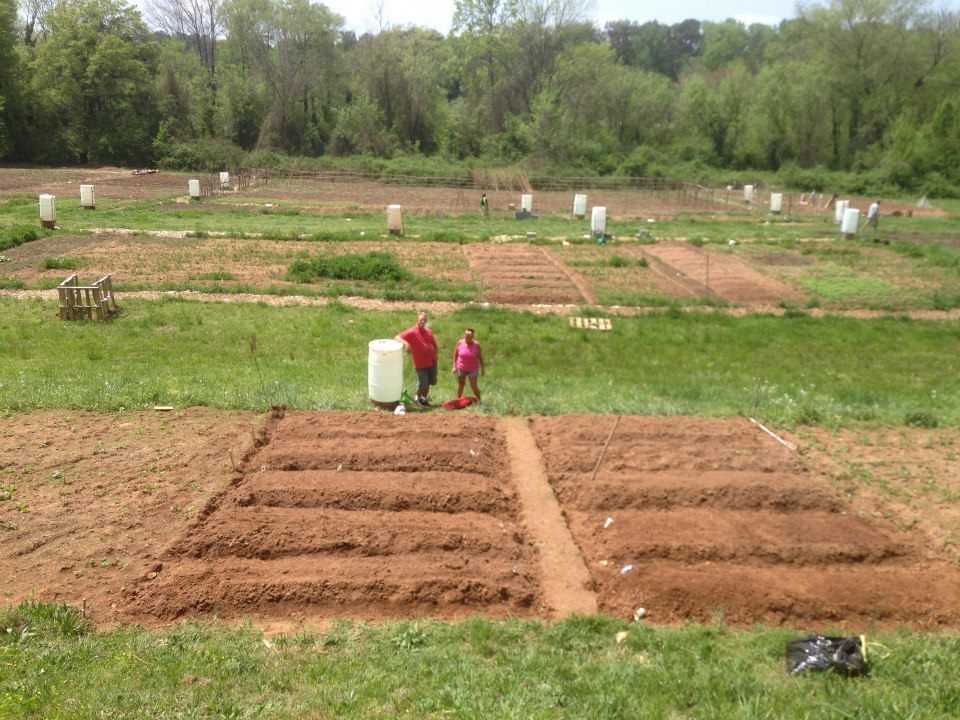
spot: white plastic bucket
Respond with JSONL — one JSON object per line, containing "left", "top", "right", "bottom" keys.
{"left": 368, "top": 339, "right": 404, "bottom": 403}
{"left": 80, "top": 185, "right": 95, "bottom": 209}
{"left": 521, "top": 194, "right": 533, "bottom": 213}
{"left": 219, "top": 171, "right": 230, "bottom": 189}
{"left": 770, "top": 193, "right": 783, "bottom": 213}
{"left": 189, "top": 179, "right": 201, "bottom": 198}
{"left": 39, "top": 194, "right": 56, "bottom": 223}
{"left": 743, "top": 185, "right": 754, "bottom": 203}
{"left": 835, "top": 200, "right": 849, "bottom": 224}
{"left": 841, "top": 208, "right": 860, "bottom": 235}
{"left": 573, "top": 194, "right": 587, "bottom": 218}
{"left": 387, "top": 204, "right": 403, "bottom": 234}
{"left": 591, "top": 206, "right": 607, "bottom": 235}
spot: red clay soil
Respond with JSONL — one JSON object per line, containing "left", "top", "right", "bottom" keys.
{"left": 463, "top": 244, "right": 588, "bottom": 304}
{"left": 126, "top": 409, "right": 542, "bottom": 624}
{"left": 0, "top": 409, "right": 259, "bottom": 624}
{"left": 529, "top": 415, "right": 960, "bottom": 630}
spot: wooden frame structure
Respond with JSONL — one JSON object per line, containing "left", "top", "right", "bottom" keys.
{"left": 57, "top": 274, "right": 118, "bottom": 321}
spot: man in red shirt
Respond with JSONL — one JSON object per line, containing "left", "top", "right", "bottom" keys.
{"left": 395, "top": 312, "right": 438, "bottom": 407}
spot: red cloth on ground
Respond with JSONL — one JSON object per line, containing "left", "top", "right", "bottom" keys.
{"left": 441, "top": 396, "right": 478, "bottom": 410}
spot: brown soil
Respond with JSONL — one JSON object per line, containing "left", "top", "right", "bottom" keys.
{"left": 126, "top": 410, "right": 542, "bottom": 624}
{"left": 243, "top": 180, "right": 734, "bottom": 218}
{"left": 0, "top": 408, "right": 259, "bottom": 623}
{"left": 463, "top": 244, "right": 588, "bottom": 304}
{"left": 635, "top": 242, "right": 804, "bottom": 303}
{"left": 528, "top": 415, "right": 960, "bottom": 629}
{"left": 5, "top": 409, "right": 960, "bottom": 630}
{"left": 0, "top": 167, "right": 192, "bottom": 200}
{"left": 0, "top": 234, "right": 473, "bottom": 290}
{"left": 798, "top": 427, "right": 960, "bottom": 564}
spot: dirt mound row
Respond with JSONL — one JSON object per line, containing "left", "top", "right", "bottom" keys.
{"left": 129, "top": 412, "right": 541, "bottom": 622}
{"left": 530, "top": 415, "right": 960, "bottom": 628}
{"left": 464, "top": 244, "right": 588, "bottom": 304}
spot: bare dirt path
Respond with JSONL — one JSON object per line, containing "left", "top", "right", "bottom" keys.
{"left": 502, "top": 417, "right": 597, "bottom": 617}
{"left": 4, "top": 288, "right": 960, "bottom": 320}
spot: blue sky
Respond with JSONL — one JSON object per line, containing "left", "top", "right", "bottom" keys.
{"left": 323, "top": 0, "right": 802, "bottom": 35}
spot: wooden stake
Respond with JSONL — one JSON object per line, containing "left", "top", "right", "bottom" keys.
{"left": 590, "top": 415, "right": 621, "bottom": 484}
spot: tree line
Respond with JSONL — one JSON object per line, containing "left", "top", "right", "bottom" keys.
{"left": 1, "top": 0, "right": 959, "bottom": 195}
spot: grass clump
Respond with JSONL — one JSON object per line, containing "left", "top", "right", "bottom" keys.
{"left": 904, "top": 410, "right": 939, "bottom": 428}
{"left": 287, "top": 251, "right": 412, "bottom": 283}
{"left": 41, "top": 257, "right": 81, "bottom": 270}
{"left": 0, "top": 224, "right": 49, "bottom": 252}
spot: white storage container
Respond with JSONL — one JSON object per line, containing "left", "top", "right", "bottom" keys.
{"left": 521, "top": 194, "right": 533, "bottom": 213}
{"left": 80, "top": 184, "right": 95, "bottom": 209}
{"left": 39, "top": 194, "right": 56, "bottom": 227}
{"left": 387, "top": 204, "right": 403, "bottom": 235}
{"left": 368, "top": 339, "right": 404, "bottom": 403}
{"left": 770, "top": 193, "right": 783, "bottom": 214}
{"left": 841, "top": 208, "right": 860, "bottom": 236}
{"left": 189, "top": 179, "right": 201, "bottom": 199}
{"left": 591, "top": 206, "right": 607, "bottom": 235}
{"left": 572, "top": 194, "right": 587, "bottom": 218}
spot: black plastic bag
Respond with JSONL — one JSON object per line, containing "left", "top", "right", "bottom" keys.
{"left": 786, "top": 635, "right": 868, "bottom": 676}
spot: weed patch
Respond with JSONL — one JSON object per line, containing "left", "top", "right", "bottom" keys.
{"left": 287, "top": 251, "right": 413, "bottom": 283}
{"left": 41, "top": 257, "right": 81, "bottom": 270}
{"left": 0, "top": 225, "right": 49, "bottom": 252}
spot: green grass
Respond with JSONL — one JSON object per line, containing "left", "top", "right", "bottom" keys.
{"left": 41, "top": 256, "right": 82, "bottom": 270}
{"left": 0, "top": 224, "right": 50, "bottom": 251}
{"left": 1, "top": 601, "right": 958, "bottom": 719}
{"left": 0, "top": 298, "right": 957, "bottom": 426}
{"left": 795, "top": 264, "right": 903, "bottom": 305}
{"left": 286, "top": 251, "right": 412, "bottom": 283}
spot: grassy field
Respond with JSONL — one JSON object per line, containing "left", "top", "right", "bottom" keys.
{"left": 2, "top": 601, "right": 959, "bottom": 720}
{"left": 0, "top": 298, "right": 957, "bottom": 426}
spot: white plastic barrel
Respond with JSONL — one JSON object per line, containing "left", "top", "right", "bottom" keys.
{"left": 591, "top": 206, "right": 607, "bottom": 235}
{"left": 368, "top": 339, "right": 403, "bottom": 403}
{"left": 743, "top": 185, "right": 754, "bottom": 203}
{"left": 219, "top": 171, "right": 230, "bottom": 189}
{"left": 80, "top": 185, "right": 95, "bottom": 209}
{"left": 835, "top": 200, "right": 849, "bottom": 224}
{"left": 770, "top": 193, "right": 783, "bottom": 214}
{"left": 387, "top": 204, "right": 403, "bottom": 235}
{"left": 573, "top": 194, "right": 587, "bottom": 218}
{"left": 189, "top": 179, "right": 201, "bottom": 199}
{"left": 39, "top": 194, "right": 56, "bottom": 226}
{"left": 521, "top": 194, "right": 533, "bottom": 213}
{"left": 841, "top": 208, "right": 860, "bottom": 236}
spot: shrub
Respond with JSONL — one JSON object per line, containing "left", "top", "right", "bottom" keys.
{"left": 157, "top": 139, "right": 245, "bottom": 173}
{"left": 286, "top": 252, "right": 413, "bottom": 284}
{"left": 904, "top": 410, "right": 939, "bottom": 428}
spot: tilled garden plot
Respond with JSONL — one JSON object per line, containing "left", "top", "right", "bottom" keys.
{"left": 629, "top": 242, "right": 803, "bottom": 303}
{"left": 129, "top": 410, "right": 541, "bottom": 622}
{"left": 464, "top": 244, "right": 589, "bottom": 304}
{"left": 529, "top": 415, "right": 960, "bottom": 628}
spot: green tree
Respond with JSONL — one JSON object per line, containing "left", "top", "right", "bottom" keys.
{"left": 348, "top": 27, "right": 452, "bottom": 152}
{"left": 0, "top": 0, "right": 20, "bottom": 157}
{"left": 223, "top": 0, "right": 343, "bottom": 153}
{"left": 26, "top": 0, "right": 159, "bottom": 164}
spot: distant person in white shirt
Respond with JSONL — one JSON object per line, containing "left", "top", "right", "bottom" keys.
{"left": 865, "top": 201, "right": 880, "bottom": 237}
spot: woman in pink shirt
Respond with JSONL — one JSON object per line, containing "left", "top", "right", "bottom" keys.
{"left": 451, "top": 327, "right": 485, "bottom": 402}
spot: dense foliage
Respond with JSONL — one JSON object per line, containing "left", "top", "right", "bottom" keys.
{"left": 3, "top": 0, "right": 960, "bottom": 193}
